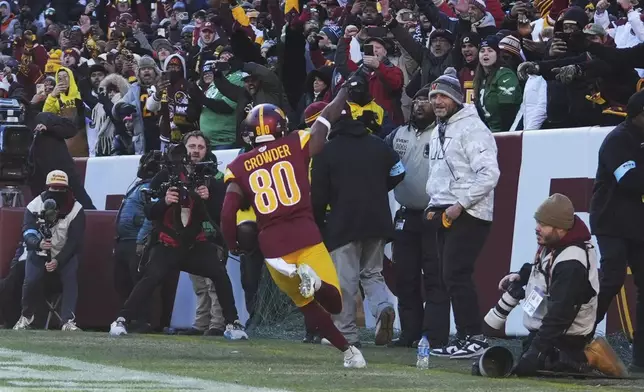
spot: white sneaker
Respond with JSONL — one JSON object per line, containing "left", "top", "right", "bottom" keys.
{"left": 430, "top": 337, "right": 465, "bottom": 357}
{"left": 450, "top": 335, "right": 488, "bottom": 359}
{"left": 321, "top": 338, "right": 332, "bottom": 346}
{"left": 297, "top": 264, "right": 321, "bottom": 299}
{"left": 109, "top": 317, "right": 128, "bottom": 336}
{"left": 343, "top": 345, "right": 366, "bottom": 368}
{"left": 61, "top": 319, "right": 81, "bottom": 331}
{"left": 13, "top": 315, "right": 34, "bottom": 330}
{"left": 224, "top": 320, "right": 249, "bottom": 340}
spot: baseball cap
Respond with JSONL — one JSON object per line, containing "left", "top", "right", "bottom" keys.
{"left": 583, "top": 23, "right": 606, "bottom": 36}
{"left": 364, "top": 36, "right": 387, "bottom": 49}
{"left": 46, "top": 170, "right": 69, "bottom": 187}
{"left": 202, "top": 22, "right": 214, "bottom": 32}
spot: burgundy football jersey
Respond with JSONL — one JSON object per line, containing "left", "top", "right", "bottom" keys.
{"left": 225, "top": 131, "right": 322, "bottom": 257}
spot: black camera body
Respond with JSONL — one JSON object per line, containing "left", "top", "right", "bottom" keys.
{"left": 141, "top": 144, "right": 216, "bottom": 203}
{"left": 213, "top": 61, "right": 231, "bottom": 74}
{"left": 0, "top": 98, "right": 29, "bottom": 182}
{"left": 35, "top": 198, "right": 58, "bottom": 260}
{"left": 502, "top": 279, "right": 526, "bottom": 300}
{"left": 484, "top": 279, "right": 526, "bottom": 330}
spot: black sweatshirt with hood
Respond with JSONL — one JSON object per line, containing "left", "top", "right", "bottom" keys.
{"left": 310, "top": 117, "right": 405, "bottom": 251}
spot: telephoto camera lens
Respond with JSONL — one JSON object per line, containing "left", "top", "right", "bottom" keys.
{"left": 483, "top": 280, "right": 525, "bottom": 330}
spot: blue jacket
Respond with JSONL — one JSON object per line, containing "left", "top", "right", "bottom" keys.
{"left": 117, "top": 181, "right": 150, "bottom": 241}
{"left": 137, "top": 219, "right": 153, "bottom": 245}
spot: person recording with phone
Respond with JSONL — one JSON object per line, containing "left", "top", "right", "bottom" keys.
{"left": 109, "top": 131, "right": 247, "bottom": 340}
{"left": 43, "top": 66, "right": 88, "bottom": 157}
{"left": 30, "top": 76, "right": 56, "bottom": 112}
{"left": 146, "top": 53, "right": 202, "bottom": 149}
{"left": 14, "top": 170, "right": 85, "bottom": 332}
{"left": 334, "top": 34, "right": 404, "bottom": 132}
{"left": 517, "top": 7, "right": 638, "bottom": 128}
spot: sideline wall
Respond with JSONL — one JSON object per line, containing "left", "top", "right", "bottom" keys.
{"left": 0, "top": 127, "right": 635, "bottom": 336}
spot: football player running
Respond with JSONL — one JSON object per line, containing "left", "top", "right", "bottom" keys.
{"left": 221, "top": 83, "right": 366, "bottom": 368}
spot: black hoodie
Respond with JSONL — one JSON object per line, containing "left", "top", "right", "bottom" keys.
{"left": 28, "top": 113, "right": 96, "bottom": 210}
{"left": 310, "top": 118, "right": 405, "bottom": 251}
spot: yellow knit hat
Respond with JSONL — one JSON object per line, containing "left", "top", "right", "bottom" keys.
{"left": 45, "top": 49, "right": 63, "bottom": 74}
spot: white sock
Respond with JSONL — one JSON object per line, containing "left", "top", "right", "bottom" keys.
{"left": 265, "top": 257, "right": 297, "bottom": 277}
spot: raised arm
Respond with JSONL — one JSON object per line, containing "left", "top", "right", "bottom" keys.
{"left": 308, "top": 85, "right": 349, "bottom": 156}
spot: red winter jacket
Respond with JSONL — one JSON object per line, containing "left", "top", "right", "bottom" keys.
{"left": 486, "top": 0, "right": 506, "bottom": 28}
{"left": 339, "top": 37, "right": 404, "bottom": 125}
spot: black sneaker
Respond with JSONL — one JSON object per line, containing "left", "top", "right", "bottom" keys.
{"left": 629, "top": 363, "right": 644, "bottom": 379}
{"left": 450, "top": 335, "right": 488, "bottom": 359}
{"left": 129, "top": 321, "right": 153, "bottom": 334}
{"left": 177, "top": 328, "right": 204, "bottom": 336}
{"left": 388, "top": 337, "right": 414, "bottom": 348}
{"left": 430, "top": 337, "right": 465, "bottom": 357}
{"left": 204, "top": 328, "right": 225, "bottom": 336}
{"left": 302, "top": 332, "right": 321, "bottom": 344}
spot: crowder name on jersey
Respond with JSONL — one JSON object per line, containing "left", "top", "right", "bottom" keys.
{"left": 243, "top": 145, "right": 293, "bottom": 172}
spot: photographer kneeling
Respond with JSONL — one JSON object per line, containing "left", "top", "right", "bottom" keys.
{"left": 14, "top": 170, "right": 85, "bottom": 331}
{"left": 109, "top": 132, "right": 247, "bottom": 340}
{"left": 487, "top": 194, "right": 626, "bottom": 377}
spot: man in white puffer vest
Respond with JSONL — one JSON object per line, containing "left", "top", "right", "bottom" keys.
{"left": 500, "top": 194, "right": 627, "bottom": 377}
{"left": 13, "top": 170, "right": 85, "bottom": 332}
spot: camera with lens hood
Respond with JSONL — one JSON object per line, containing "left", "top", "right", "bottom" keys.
{"left": 484, "top": 279, "right": 526, "bottom": 330}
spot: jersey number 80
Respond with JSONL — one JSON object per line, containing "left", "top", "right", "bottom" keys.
{"left": 249, "top": 161, "right": 302, "bottom": 214}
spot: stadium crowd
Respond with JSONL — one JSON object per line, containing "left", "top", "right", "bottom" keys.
{"left": 0, "top": 0, "right": 641, "bottom": 377}
{"left": 0, "top": 0, "right": 641, "bottom": 152}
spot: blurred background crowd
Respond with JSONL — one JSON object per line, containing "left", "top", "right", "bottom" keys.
{"left": 0, "top": 0, "right": 641, "bottom": 159}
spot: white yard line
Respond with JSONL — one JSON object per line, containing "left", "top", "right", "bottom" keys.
{"left": 0, "top": 348, "right": 289, "bottom": 392}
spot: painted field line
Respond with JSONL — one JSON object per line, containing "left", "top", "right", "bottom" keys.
{"left": 0, "top": 348, "right": 289, "bottom": 392}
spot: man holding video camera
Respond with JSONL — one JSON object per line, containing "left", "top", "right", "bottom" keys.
{"left": 14, "top": 170, "right": 85, "bottom": 332}
{"left": 488, "top": 194, "right": 626, "bottom": 377}
{"left": 109, "top": 131, "right": 247, "bottom": 340}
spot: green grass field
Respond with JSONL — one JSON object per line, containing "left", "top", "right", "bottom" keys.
{"left": 0, "top": 330, "right": 640, "bottom": 392}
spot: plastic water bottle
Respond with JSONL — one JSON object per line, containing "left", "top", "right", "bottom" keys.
{"left": 416, "top": 335, "right": 430, "bottom": 369}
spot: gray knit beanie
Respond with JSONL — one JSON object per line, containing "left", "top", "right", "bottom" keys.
{"left": 534, "top": 193, "right": 575, "bottom": 230}
{"left": 428, "top": 67, "right": 464, "bottom": 104}
{"left": 138, "top": 55, "right": 161, "bottom": 76}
